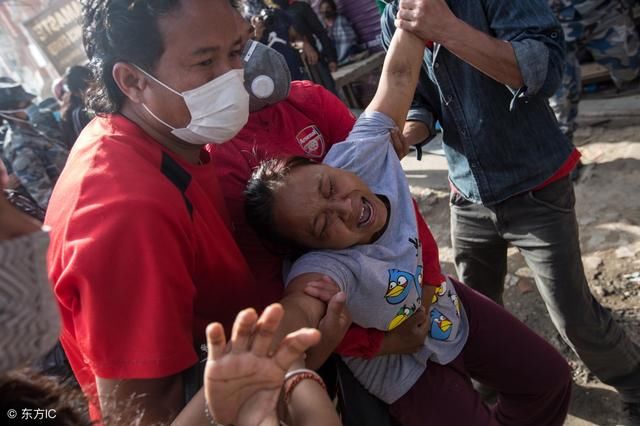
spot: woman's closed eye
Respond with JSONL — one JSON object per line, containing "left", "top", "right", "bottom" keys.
{"left": 314, "top": 213, "right": 328, "bottom": 239}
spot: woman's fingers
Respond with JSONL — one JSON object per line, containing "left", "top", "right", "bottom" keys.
{"left": 251, "top": 304, "right": 284, "bottom": 357}
{"left": 274, "top": 328, "right": 321, "bottom": 370}
{"left": 206, "top": 322, "right": 227, "bottom": 361}
{"left": 230, "top": 308, "right": 258, "bottom": 353}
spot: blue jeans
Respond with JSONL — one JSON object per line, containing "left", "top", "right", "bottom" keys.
{"left": 450, "top": 176, "right": 640, "bottom": 402}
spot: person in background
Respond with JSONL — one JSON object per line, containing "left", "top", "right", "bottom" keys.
{"left": 267, "top": 0, "right": 339, "bottom": 93}
{"left": 0, "top": 81, "right": 69, "bottom": 210}
{"left": 0, "top": 161, "right": 59, "bottom": 377}
{"left": 319, "top": 0, "right": 361, "bottom": 65}
{"left": 52, "top": 77, "right": 66, "bottom": 104}
{"left": 0, "top": 77, "right": 15, "bottom": 147}
{"left": 383, "top": 1, "right": 640, "bottom": 424}
{"left": 252, "top": 6, "right": 309, "bottom": 80}
{"left": 0, "top": 160, "right": 89, "bottom": 425}
{"left": 241, "top": 0, "right": 267, "bottom": 17}
{"left": 548, "top": 0, "right": 640, "bottom": 144}
{"left": 60, "top": 65, "right": 94, "bottom": 149}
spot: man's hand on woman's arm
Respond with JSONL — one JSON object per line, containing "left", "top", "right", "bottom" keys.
{"left": 395, "top": 0, "right": 524, "bottom": 89}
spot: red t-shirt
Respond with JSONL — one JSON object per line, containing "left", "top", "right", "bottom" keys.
{"left": 212, "top": 81, "right": 444, "bottom": 359}
{"left": 46, "top": 115, "right": 259, "bottom": 419}
{"left": 534, "top": 148, "right": 581, "bottom": 190}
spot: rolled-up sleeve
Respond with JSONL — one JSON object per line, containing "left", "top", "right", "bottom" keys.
{"left": 486, "top": 0, "right": 566, "bottom": 98}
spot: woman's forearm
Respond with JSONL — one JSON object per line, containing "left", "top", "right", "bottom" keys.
{"left": 366, "top": 29, "right": 426, "bottom": 129}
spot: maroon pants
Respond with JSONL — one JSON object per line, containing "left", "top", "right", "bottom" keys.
{"left": 390, "top": 279, "right": 572, "bottom": 426}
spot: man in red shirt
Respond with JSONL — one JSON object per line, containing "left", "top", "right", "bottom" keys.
{"left": 45, "top": 1, "right": 340, "bottom": 424}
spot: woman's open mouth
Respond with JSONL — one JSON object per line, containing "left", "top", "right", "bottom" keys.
{"left": 357, "top": 197, "right": 375, "bottom": 228}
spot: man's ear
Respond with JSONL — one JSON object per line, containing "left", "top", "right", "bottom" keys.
{"left": 112, "top": 62, "right": 147, "bottom": 104}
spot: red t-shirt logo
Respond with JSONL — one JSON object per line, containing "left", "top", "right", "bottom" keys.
{"left": 296, "top": 125, "right": 325, "bottom": 158}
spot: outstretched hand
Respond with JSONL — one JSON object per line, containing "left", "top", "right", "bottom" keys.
{"left": 204, "top": 304, "right": 321, "bottom": 426}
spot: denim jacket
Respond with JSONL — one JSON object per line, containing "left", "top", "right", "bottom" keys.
{"left": 381, "top": 1, "right": 573, "bottom": 205}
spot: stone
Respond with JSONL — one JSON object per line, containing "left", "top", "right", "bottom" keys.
{"left": 616, "top": 246, "right": 635, "bottom": 259}
{"left": 583, "top": 255, "right": 603, "bottom": 270}
{"left": 592, "top": 285, "right": 611, "bottom": 298}
{"left": 517, "top": 278, "right": 535, "bottom": 294}
{"left": 505, "top": 274, "right": 519, "bottom": 288}
{"left": 515, "top": 267, "right": 534, "bottom": 278}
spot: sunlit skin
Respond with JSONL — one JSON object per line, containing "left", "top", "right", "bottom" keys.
{"left": 272, "top": 163, "right": 390, "bottom": 250}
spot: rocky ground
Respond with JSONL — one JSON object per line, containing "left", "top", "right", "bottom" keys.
{"left": 408, "top": 124, "right": 640, "bottom": 426}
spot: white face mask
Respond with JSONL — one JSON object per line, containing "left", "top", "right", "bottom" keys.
{"left": 136, "top": 66, "right": 250, "bottom": 145}
{"left": 0, "top": 229, "right": 60, "bottom": 374}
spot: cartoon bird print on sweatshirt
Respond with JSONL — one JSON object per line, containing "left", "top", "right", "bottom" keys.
{"left": 384, "top": 266, "right": 423, "bottom": 305}
{"left": 431, "top": 280, "right": 447, "bottom": 304}
{"left": 430, "top": 308, "right": 453, "bottom": 341}
{"left": 384, "top": 269, "right": 414, "bottom": 305}
{"left": 388, "top": 303, "right": 417, "bottom": 330}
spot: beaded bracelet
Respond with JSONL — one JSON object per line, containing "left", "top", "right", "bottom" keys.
{"left": 204, "top": 400, "right": 220, "bottom": 426}
{"left": 283, "top": 368, "right": 326, "bottom": 404}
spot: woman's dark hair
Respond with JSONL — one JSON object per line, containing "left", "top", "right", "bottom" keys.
{"left": 245, "top": 156, "right": 316, "bottom": 252}
{"left": 0, "top": 369, "right": 90, "bottom": 425}
{"left": 81, "top": 0, "right": 182, "bottom": 113}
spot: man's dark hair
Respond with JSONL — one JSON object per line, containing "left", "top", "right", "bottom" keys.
{"left": 81, "top": 0, "right": 182, "bottom": 113}
{"left": 245, "top": 156, "right": 316, "bottom": 252}
{"left": 319, "top": 0, "right": 336, "bottom": 11}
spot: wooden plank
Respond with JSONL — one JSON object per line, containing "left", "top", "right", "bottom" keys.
{"left": 581, "top": 62, "right": 610, "bottom": 84}
{"left": 580, "top": 62, "right": 610, "bottom": 84}
{"left": 331, "top": 51, "right": 385, "bottom": 88}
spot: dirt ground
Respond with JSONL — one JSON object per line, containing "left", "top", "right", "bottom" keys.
{"left": 411, "top": 125, "right": 640, "bottom": 426}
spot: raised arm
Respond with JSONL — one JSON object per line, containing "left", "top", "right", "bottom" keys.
{"left": 365, "top": 28, "right": 426, "bottom": 130}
